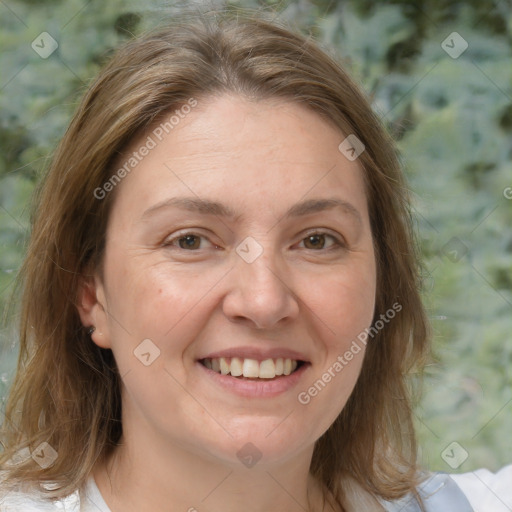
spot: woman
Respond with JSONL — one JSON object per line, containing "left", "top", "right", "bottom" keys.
{"left": 0, "top": 10, "right": 509, "bottom": 512}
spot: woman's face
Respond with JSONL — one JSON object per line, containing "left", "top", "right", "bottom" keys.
{"left": 84, "top": 95, "right": 376, "bottom": 467}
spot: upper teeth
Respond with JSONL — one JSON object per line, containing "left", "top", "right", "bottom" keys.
{"left": 203, "top": 357, "right": 299, "bottom": 379}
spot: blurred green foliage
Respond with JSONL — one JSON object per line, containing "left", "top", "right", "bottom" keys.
{"left": 1, "top": 0, "right": 511, "bottom": 473}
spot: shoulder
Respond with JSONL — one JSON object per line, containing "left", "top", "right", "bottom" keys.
{"left": 0, "top": 474, "right": 110, "bottom": 512}
{"left": 381, "top": 471, "right": 473, "bottom": 511}
{"left": 382, "top": 466, "right": 512, "bottom": 511}
{"left": 0, "top": 476, "right": 80, "bottom": 511}
{"left": 450, "top": 465, "right": 512, "bottom": 512}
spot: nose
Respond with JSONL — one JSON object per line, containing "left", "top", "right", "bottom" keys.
{"left": 222, "top": 251, "right": 300, "bottom": 329}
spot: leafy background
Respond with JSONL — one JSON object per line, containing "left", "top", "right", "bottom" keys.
{"left": 0, "top": 0, "right": 511, "bottom": 473}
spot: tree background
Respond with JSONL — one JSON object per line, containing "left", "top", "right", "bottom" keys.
{"left": 1, "top": 0, "right": 511, "bottom": 473}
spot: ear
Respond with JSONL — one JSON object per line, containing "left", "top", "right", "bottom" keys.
{"left": 77, "top": 273, "right": 112, "bottom": 349}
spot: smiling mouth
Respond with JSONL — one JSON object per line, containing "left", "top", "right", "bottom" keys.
{"left": 200, "top": 357, "right": 305, "bottom": 379}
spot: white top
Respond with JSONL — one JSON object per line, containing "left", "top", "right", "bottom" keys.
{"left": 0, "top": 476, "right": 109, "bottom": 511}
{"left": 0, "top": 466, "right": 511, "bottom": 511}
{"left": 450, "top": 466, "right": 512, "bottom": 512}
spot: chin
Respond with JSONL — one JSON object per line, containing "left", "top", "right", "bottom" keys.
{"left": 192, "top": 420, "right": 315, "bottom": 469}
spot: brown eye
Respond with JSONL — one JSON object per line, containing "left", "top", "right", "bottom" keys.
{"left": 164, "top": 231, "right": 218, "bottom": 252}
{"left": 298, "top": 232, "right": 342, "bottom": 251}
{"left": 303, "top": 234, "right": 327, "bottom": 250}
{"left": 178, "top": 235, "right": 202, "bottom": 250}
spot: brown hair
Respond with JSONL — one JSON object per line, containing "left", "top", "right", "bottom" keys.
{"left": 0, "top": 9, "right": 429, "bottom": 509}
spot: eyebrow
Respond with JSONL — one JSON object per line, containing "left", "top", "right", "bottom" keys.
{"left": 142, "top": 197, "right": 237, "bottom": 220}
{"left": 284, "top": 198, "right": 362, "bottom": 225}
{"left": 141, "top": 196, "right": 362, "bottom": 225}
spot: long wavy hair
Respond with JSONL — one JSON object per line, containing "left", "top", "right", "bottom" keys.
{"left": 0, "top": 9, "right": 429, "bottom": 509}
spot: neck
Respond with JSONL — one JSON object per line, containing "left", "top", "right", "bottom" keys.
{"left": 93, "top": 432, "right": 329, "bottom": 512}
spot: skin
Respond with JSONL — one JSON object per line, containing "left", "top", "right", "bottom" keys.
{"left": 78, "top": 95, "right": 378, "bottom": 511}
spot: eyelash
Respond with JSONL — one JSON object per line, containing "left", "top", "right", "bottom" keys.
{"left": 163, "top": 230, "right": 346, "bottom": 252}
{"left": 163, "top": 232, "right": 219, "bottom": 251}
{"left": 298, "top": 231, "right": 345, "bottom": 251}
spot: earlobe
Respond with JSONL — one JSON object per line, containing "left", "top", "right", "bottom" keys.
{"left": 77, "top": 274, "right": 112, "bottom": 349}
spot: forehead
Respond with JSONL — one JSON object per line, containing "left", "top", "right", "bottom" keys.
{"left": 108, "top": 95, "right": 369, "bottom": 225}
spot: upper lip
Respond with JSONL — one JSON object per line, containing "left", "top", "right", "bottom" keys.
{"left": 199, "top": 346, "right": 310, "bottom": 363}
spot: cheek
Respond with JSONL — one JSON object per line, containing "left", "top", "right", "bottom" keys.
{"left": 294, "top": 261, "right": 375, "bottom": 417}
{"left": 294, "top": 270, "right": 375, "bottom": 436}
{"left": 104, "top": 258, "right": 225, "bottom": 354}
{"left": 305, "top": 263, "right": 376, "bottom": 344}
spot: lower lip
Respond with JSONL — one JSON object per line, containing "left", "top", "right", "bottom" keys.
{"left": 197, "top": 361, "right": 310, "bottom": 398}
